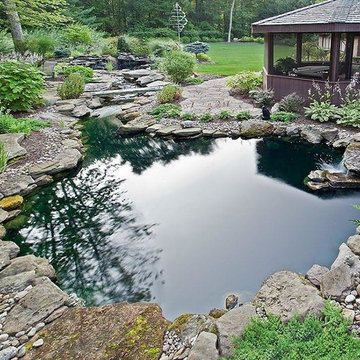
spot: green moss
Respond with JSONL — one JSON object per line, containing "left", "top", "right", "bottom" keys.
{"left": 167, "top": 314, "right": 193, "bottom": 332}
{"left": 145, "top": 348, "right": 161, "bottom": 355}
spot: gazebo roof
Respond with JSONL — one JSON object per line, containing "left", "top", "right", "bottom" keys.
{"left": 252, "top": 0, "right": 360, "bottom": 33}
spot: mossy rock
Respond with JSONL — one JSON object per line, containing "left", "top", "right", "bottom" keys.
{"left": 23, "top": 303, "right": 170, "bottom": 360}
{"left": 0, "top": 195, "right": 23, "bottom": 210}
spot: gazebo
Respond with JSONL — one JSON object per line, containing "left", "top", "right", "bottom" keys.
{"left": 252, "top": 0, "right": 360, "bottom": 103}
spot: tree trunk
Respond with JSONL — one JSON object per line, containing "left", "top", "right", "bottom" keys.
{"left": 227, "top": 0, "right": 236, "bottom": 43}
{"left": 2, "top": 0, "right": 24, "bottom": 51}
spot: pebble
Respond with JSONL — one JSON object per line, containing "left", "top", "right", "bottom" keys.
{"left": 345, "top": 294, "right": 356, "bottom": 304}
{"left": 32, "top": 339, "right": 44, "bottom": 348}
{"left": 0, "top": 334, "right": 8, "bottom": 342}
{"left": 357, "top": 284, "right": 360, "bottom": 297}
{"left": 14, "top": 291, "right": 27, "bottom": 301}
{"left": 0, "top": 346, "right": 17, "bottom": 360}
{"left": 17, "top": 346, "right": 25, "bottom": 358}
{"left": 15, "top": 332, "right": 24, "bottom": 339}
{"left": 18, "top": 336, "right": 28, "bottom": 345}
{"left": 35, "top": 323, "right": 45, "bottom": 332}
{"left": 27, "top": 328, "right": 36, "bottom": 337}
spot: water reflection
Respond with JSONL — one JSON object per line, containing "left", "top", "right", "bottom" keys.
{"left": 5, "top": 120, "right": 360, "bottom": 319}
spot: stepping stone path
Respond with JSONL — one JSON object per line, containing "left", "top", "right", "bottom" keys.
{"left": 180, "top": 78, "right": 261, "bottom": 116}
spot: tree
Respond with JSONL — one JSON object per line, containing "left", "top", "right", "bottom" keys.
{"left": 1, "top": 0, "right": 24, "bottom": 51}
{"left": 227, "top": 0, "right": 236, "bottom": 42}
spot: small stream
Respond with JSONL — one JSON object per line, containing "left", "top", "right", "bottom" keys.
{"left": 5, "top": 118, "right": 360, "bottom": 319}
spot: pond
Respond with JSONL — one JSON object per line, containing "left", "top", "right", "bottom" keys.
{"left": 5, "top": 119, "right": 360, "bottom": 320}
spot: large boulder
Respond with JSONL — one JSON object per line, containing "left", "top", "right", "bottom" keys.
{"left": 23, "top": 303, "right": 169, "bottom": 360}
{"left": 240, "top": 120, "right": 274, "bottom": 138}
{"left": 344, "top": 142, "right": 360, "bottom": 174}
{"left": 216, "top": 303, "right": 256, "bottom": 358}
{"left": 91, "top": 105, "right": 124, "bottom": 119}
{"left": 301, "top": 127, "right": 323, "bottom": 144}
{"left": 254, "top": 271, "right": 324, "bottom": 323}
{"left": 331, "top": 243, "right": 360, "bottom": 271}
{"left": 188, "top": 332, "right": 219, "bottom": 360}
{"left": 4, "top": 278, "right": 69, "bottom": 334}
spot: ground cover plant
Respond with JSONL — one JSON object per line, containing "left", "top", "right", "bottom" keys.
{"left": 271, "top": 111, "right": 299, "bottom": 124}
{"left": 0, "top": 110, "right": 50, "bottom": 135}
{"left": 226, "top": 71, "right": 263, "bottom": 95}
{"left": 226, "top": 301, "right": 360, "bottom": 360}
{"left": 148, "top": 104, "right": 181, "bottom": 120}
{"left": 235, "top": 111, "right": 252, "bottom": 120}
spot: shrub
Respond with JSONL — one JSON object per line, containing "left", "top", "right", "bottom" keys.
{"left": 157, "top": 85, "right": 182, "bottom": 104}
{"left": 218, "top": 110, "right": 232, "bottom": 120}
{"left": 304, "top": 101, "right": 343, "bottom": 122}
{"left": 0, "top": 61, "right": 44, "bottom": 112}
{"left": 228, "top": 301, "right": 360, "bottom": 360}
{"left": 63, "top": 65, "right": 94, "bottom": 81}
{"left": 57, "top": 73, "right": 85, "bottom": 100}
{"left": 274, "top": 57, "right": 297, "bottom": 75}
{"left": 0, "top": 109, "right": 51, "bottom": 135}
{"left": 101, "top": 37, "right": 118, "bottom": 56}
{"left": 249, "top": 89, "right": 274, "bottom": 107}
{"left": 63, "top": 24, "right": 92, "bottom": 46}
{"left": 183, "top": 41, "right": 210, "bottom": 59}
{"left": 148, "top": 39, "right": 180, "bottom": 57}
{"left": 196, "top": 53, "right": 211, "bottom": 62}
{"left": 200, "top": 112, "right": 213, "bottom": 122}
{"left": 181, "top": 112, "right": 196, "bottom": 120}
{"left": 184, "top": 77, "right": 204, "bottom": 85}
{"left": 0, "top": 31, "right": 14, "bottom": 54}
{"left": 181, "top": 36, "right": 191, "bottom": 44}
{"left": 148, "top": 104, "right": 181, "bottom": 120}
{"left": 128, "top": 37, "right": 150, "bottom": 57}
{"left": 278, "top": 93, "right": 305, "bottom": 113}
{"left": 117, "top": 36, "right": 130, "bottom": 53}
{"left": 226, "top": 71, "right": 263, "bottom": 95}
{"left": 235, "top": 111, "right": 252, "bottom": 120}
{"left": 160, "top": 50, "right": 196, "bottom": 83}
{"left": 24, "top": 35, "right": 55, "bottom": 56}
{"left": 0, "top": 142, "right": 6, "bottom": 173}
{"left": 54, "top": 48, "right": 71, "bottom": 58}
{"left": 271, "top": 111, "right": 299, "bottom": 124}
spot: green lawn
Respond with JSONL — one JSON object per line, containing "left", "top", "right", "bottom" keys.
{"left": 196, "top": 42, "right": 293, "bottom": 76}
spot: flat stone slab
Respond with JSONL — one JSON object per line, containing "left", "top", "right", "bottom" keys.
{"left": 123, "top": 69, "right": 152, "bottom": 79}
{"left": 156, "top": 126, "right": 181, "bottom": 136}
{"left": 0, "top": 240, "right": 19, "bottom": 271}
{"left": 0, "top": 175, "right": 35, "bottom": 197}
{"left": 85, "top": 82, "right": 112, "bottom": 92}
{"left": 4, "top": 278, "right": 69, "bottom": 334}
{"left": 240, "top": 120, "right": 274, "bottom": 138}
{"left": 172, "top": 128, "right": 202, "bottom": 137}
{"left": 327, "top": 172, "right": 360, "bottom": 189}
{"left": 137, "top": 73, "right": 165, "bottom": 86}
{"left": 216, "top": 304, "right": 257, "bottom": 357}
{"left": 29, "top": 149, "right": 82, "bottom": 179}
{"left": 91, "top": 105, "right": 124, "bottom": 119}
{"left": 23, "top": 303, "right": 169, "bottom": 360}
{"left": 0, "top": 133, "right": 26, "bottom": 161}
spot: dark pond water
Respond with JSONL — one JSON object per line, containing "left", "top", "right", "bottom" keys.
{"left": 5, "top": 119, "right": 360, "bottom": 319}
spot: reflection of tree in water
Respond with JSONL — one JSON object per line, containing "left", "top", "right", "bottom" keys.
{"left": 8, "top": 159, "right": 162, "bottom": 306}
{"left": 7, "top": 119, "right": 218, "bottom": 305}
{"left": 83, "top": 119, "right": 217, "bottom": 174}
{"left": 256, "top": 138, "right": 343, "bottom": 190}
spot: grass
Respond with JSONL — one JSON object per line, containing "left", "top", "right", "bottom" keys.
{"left": 196, "top": 42, "right": 294, "bottom": 76}
{"left": 225, "top": 301, "right": 360, "bottom": 360}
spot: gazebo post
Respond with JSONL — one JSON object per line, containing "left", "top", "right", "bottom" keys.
{"left": 264, "top": 33, "right": 274, "bottom": 75}
{"left": 329, "top": 32, "right": 341, "bottom": 82}
{"left": 296, "top": 33, "right": 303, "bottom": 65}
{"left": 345, "top": 33, "right": 354, "bottom": 79}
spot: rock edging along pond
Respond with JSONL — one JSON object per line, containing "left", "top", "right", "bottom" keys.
{"left": 2, "top": 226, "right": 360, "bottom": 359}
{"left": 1, "top": 68, "right": 360, "bottom": 358}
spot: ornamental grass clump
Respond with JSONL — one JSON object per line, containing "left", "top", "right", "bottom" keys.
{"left": 0, "top": 61, "right": 44, "bottom": 112}
{"left": 228, "top": 301, "right": 360, "bottom": 360}
{"left": 0, "top": 142, "right": 7, "bottom": 173}
{"left": 157, "top": 85, "right": 183, "bottom": 104}
{"left": 278, "top": 93, "right": 305, "bottom": 113}
{"left": 57, "top": 73, "right": 85, "bottom": 100}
